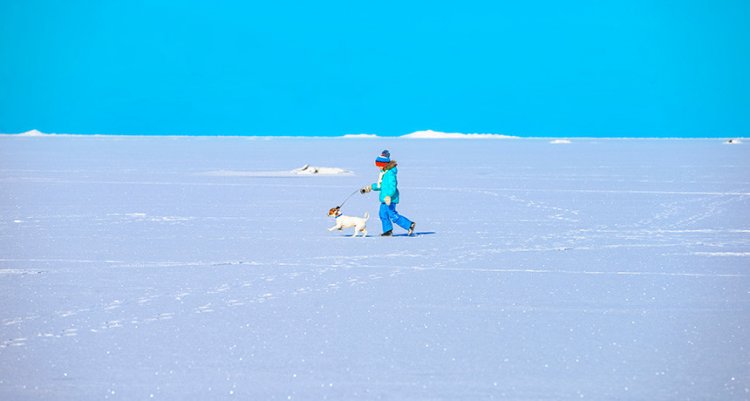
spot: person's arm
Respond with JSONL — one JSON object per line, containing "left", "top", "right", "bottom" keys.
{"left": 380, "top": 172, "right": 397, "bottom": 202}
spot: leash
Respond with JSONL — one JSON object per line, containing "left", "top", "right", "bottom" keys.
{"left": 337, "top": 188, "right": 361, "bottom": 209}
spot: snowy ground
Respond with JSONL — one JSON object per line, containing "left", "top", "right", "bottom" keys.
{"left": 1, "top": 135, "right": 748, "bottom": 401}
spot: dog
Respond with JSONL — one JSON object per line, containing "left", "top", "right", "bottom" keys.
{"left": 328, "top": 206, "right": 369, "bottom": 237}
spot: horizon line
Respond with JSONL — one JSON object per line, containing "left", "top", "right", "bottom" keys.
{"left": 1, "top": 129, "right": 745, "bottom": 140}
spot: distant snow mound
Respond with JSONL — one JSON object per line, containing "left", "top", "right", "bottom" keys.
{"left": 19, "top": 129, "right": 47, "bottom": 136}
{"left": 550, "top": 139, "right": 572, "bottom": 144}
{"left": 202, "top": 165, "right": 353, "bottom": 177}
{"left": 342, "top": 134, "right": 379, "bottom": 139}
{"left": 292, "top": 165, "right": 352, "bottom": 175}
{"left": 401, "top": 130, "right": 517, "bottom": 139}
{"left": 725, "top": 139, "right": 742, "bottom": 145}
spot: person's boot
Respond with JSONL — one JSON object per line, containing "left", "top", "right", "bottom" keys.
{"left": 407, "top": 222, "right": 416, "bottom": 236}
{"left": 380, "top": 230, "right": 393, "bottom": 237}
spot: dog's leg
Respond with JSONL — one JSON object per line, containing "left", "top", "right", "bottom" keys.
{"left": 355, "top": 225, "right": 366, "bottom": 237}
{"left": 328, "top": 225, "right": 339, "bottom": 232}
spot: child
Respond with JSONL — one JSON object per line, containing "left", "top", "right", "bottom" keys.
{"left": 361, "top": 150, "right": 416, "bottom": 236}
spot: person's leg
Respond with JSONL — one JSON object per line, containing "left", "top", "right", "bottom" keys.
{"left": 379, "top": 203, "right": 393, "bottom": 233}
{"left": 386, "top": 204, "right": 413, "bottom": 230}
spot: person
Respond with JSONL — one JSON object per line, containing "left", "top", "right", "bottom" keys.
{"left": 361, "top": 150, "right": 416, "bottom": 236}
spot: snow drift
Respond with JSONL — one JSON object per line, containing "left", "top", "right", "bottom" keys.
{"left": 201, "top": 164, "right": 353, "bottom": 177}
{"left": 401, "top": 129, "right": 517, "bottom": 139}
{"left": 18, "top": 129, "right": 47, "bottom": 137}
{"left": 291, "top": 164, "right": 352, "bottom": 175}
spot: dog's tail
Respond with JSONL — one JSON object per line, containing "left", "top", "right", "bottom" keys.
{"left": 363, "top": 212, "right": 370, "bottom": 221}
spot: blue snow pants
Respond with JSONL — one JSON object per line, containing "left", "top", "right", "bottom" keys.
{"left": 379, "top": 203, "right": 413, "bottom": 233}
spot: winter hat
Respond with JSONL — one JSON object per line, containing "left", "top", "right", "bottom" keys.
{"left": 375, "top": 150, "right": 391, "bottom": 168}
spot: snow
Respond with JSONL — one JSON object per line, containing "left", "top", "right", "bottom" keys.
{"left": 550, "top": 139, "right": 572, "bottom": 144}
{"left": 401, "top": 129, "right": 517, "bottom": 139}
{"left": 291, "top": 165, "right": 352, "bottom": 175}
{"left": 18, "top": 129, "right": 47, "bottom": 136}
{"left": 1, "top": 136, "right": 749, "bottom": 400}
{"left": 201, "top": 165, "right": 353, "bottom": 177}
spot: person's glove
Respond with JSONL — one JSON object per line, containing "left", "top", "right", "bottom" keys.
{"left": 360, "top": 186, "right": 371, "bottom": 194}
{"left": 384, "top": 196, "right": 391, "bottom": 206}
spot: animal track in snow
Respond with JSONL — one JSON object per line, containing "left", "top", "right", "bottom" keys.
{"left": 0, "top": 337, "right": 27, "bottom": 348}
{"left": 0, "top": 258, "right": 408, "bottom": 353}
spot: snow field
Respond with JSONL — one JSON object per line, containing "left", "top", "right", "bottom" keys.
{"left": 1, "top": 136, "right": 748, "bottom": 400}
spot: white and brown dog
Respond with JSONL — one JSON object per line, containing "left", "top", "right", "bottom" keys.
{"left": 328, "top": 206, "right": 369, "bottom": 237}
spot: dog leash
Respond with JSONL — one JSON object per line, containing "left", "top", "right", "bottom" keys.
{"left": 337, "top": 188, "right": 361, "bottom": 208}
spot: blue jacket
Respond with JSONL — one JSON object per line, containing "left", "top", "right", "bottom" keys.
{"left": 371, "top": 165, "right": 400, "bottom": 204}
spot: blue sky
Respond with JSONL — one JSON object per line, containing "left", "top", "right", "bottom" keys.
{"left": 1, "top": 0, "right": 748, "bottom": 137}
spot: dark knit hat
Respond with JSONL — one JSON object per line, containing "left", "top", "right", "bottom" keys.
{"left": 375, "top": 150, "right": 391, "bottom": 167}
